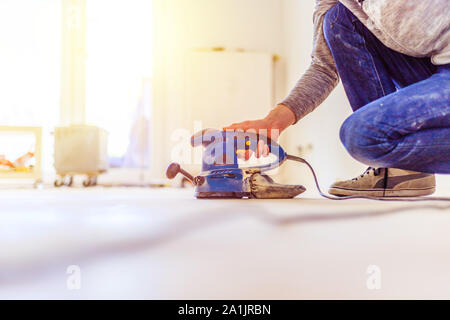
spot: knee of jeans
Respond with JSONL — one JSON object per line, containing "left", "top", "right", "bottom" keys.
{"left": 340, "top": 113, "right": 380, "bottom": 163}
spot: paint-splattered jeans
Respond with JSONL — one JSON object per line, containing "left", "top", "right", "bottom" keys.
{"left": 323, "top": 3, "right": 450, "bottom": 174}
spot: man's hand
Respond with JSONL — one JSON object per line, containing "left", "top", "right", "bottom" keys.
{"left": 223, "top": 104, "right": 296, "bottom": 159}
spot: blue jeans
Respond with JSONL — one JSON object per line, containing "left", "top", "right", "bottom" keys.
{"left": 323, "top": 3, "right": 450, "bottom": 174}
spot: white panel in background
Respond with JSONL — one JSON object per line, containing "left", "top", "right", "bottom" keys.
{"left": 185, "top": 51, "right": 274, "bottom": 130}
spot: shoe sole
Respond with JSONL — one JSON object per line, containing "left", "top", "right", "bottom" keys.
{"left": 328, "top": 186, "right": 436, "bottom": 197}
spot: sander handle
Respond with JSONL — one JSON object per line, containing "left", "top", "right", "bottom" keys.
{"left": 190, "top": 129, "right": 287, "bottom": 172}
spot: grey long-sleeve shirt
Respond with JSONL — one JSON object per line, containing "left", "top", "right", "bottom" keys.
{"left": 281, "top": 0, "right": 450, "bottom": 123}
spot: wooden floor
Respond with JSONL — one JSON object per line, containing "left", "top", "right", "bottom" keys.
{"left": 1, "top": 187, "right": 450, "bottom": 299}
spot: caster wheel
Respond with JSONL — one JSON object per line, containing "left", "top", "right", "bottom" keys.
{"left": 83, "top": 176, "right": 97, "bottom": 187}
{"left": 54, "top": 177, "right": 64, "bottom": 187}
{"left": 82, "top": 179, "right": 91, "bottom": 187}
{"left": 64, "top": 176, "right": 73, "bottom": 187}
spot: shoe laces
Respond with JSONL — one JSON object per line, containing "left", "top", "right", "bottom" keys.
{"left": 352, "top": 167, "right": 382, "bottom": 181}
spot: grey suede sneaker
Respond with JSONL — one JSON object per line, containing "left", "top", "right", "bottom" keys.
{"left": 329, "top": 168, "right": 436, "bottom": 197}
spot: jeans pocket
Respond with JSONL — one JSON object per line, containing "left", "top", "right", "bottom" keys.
{"left": 330, "top": 3, "right": 341, "bottom": 24}
{"left": 330, "top": 3, "right": 357, "bottom": 32}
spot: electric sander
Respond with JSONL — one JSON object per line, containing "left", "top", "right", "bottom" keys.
{"left": 166, "top": 128, "right": 305, "bottom": 199}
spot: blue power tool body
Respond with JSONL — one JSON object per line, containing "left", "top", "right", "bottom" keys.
{"left": 185, "top": 129, "right": 304, "bottom": 199}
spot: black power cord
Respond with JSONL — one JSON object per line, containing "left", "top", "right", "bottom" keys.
{"left": 286, "top": 154, "right": 450, "bottom": 202}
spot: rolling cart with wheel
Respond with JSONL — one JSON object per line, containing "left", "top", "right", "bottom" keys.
{"left": 54, "top": 125, "right": 108, "bottom": 188}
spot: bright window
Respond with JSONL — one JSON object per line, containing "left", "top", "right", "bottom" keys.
{"left": 85, "top": 0, "right": 153, "bottom": 162}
